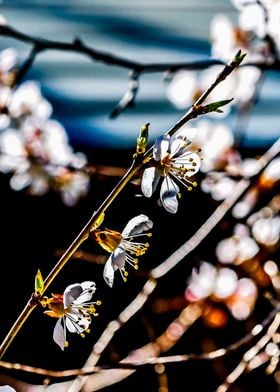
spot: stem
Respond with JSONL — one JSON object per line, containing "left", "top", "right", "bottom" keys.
{"left": 0, "top": 302, "right": 36, "bottom": 360}
{"left": 0, "top": 24, "right": 225, "bottom": 72}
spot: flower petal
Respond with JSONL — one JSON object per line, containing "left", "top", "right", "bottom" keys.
{"left": 0, "top": 386, "right": 16, "bottom": 392}
{"left": 103, "top": 257, "right": 115, "bottom": 288}
{"left": 111, "top": 247, "right": 126, "bottom": 269}
{"left": 53, "top": 319, "right": 66, "bottom": 351}
{"left": 141, "top": 167, "right": 160, "bottom": 198}
{"left": 63, "top": 283, "right": 83, "bottom": 308}
{"left": 170, "top": 129, "right": 193, "bottom": 157}
{"left": 65, "top": 314, "right": 89, "bottom": 334}
{"left": 171, "top": 127, "right": 197, "bottom": 144}
{"left": 160, "top": 176, "right": 179, "bottom": 214}
{"left": 74, "top": 281, "right": 96, "bottom": 304}
{"left": 122, "top": 214, "right": 153, "bottom": 237}
{"left": 153, "top": 134, "right": 170, "bottom": 161}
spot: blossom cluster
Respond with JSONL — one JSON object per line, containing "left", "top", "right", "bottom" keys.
{"left": 185, "top": 197, "right": 280, "bottom": 328}
{"left": 0, "top": 48, "right": 90, "bottom": 206}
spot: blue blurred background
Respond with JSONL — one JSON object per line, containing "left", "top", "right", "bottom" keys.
{"left": 0, "top": 0, "right": 279, "bottom": 153}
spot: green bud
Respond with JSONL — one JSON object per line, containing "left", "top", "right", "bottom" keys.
{"left": 234, "top": 50, "right": 247, "bottom": 65}
{"left": 35, "top": 269, "right": 44, "bottom": 296}
{"left": 136, "top": 123, "right": 150, "bottom": 155}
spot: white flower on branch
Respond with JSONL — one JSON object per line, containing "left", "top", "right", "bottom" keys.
{"left": 211, "top": 12, "right": 272, "bottom": 63}
{"left": 0, "top": 47, "right": 17, "bottom": 85}
{"left": 141, "top": 129, "right": 201, "bottom": 214}
{"left": 92, "top": 214, "right": 153, "bottom": 287}
{"left": 185, "top": 261, "right": 258, "bottom": 322}
{"left": 43, "top": 281, "right": 100, "bottom": 350}
{"left": 216, "top": 224, "right": 259, "bottom": 265}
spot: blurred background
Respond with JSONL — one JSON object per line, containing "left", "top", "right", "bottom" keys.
{"left": 0, "top": 1, "right": 279, "bottom": 392}
{"left": 0, "top": 0, "right": 279, "bottom": 151}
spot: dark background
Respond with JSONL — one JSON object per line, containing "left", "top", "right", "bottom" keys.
{"left": 0, "top": 1, "right": 279, "bottom": 391}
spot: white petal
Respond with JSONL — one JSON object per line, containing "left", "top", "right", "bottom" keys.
{"left": 63, "top": 283, "right": 83, "bottom": 308}
{"left": 0, "top": 129, "right": 24, "bottom": 156}
{"left": 153, "top": 134, "right": 170, "bottom": 161}
{"left": 170, "top": 136, "right": 186, "bottom": 158}
{"left": 172, "top": 128, "right": 196, "bottom": 142}
{"left": 0, "top": 386, "right": 16, "bottom": 392}
{"left": 53, "top": 319, "right": 66, "bottom": 351}
{"left": 74, "top": 281, "right": 96, "bottom": 304}
{"left": 166, "top": 70, "right": 196, "bottom": 109}
{"left": 141, "top": 167, "right": 160, "bottom": 198}
{"left": 65, "top": 314, "right": 80, "bottom": 333}
{"left": 111, "top": 247, "right": 126, "bottom": 269}
{"left": 10, "top": 172, "right": 31, "bottom": 191}
{"left": 170, "top": 128, "right": 195, "bottom": 156}
{"left": 122, "top": 214, "right": 153, "bottom": 237}
{"left": 0, "top": 48, "right": 17, "bottom": 72}
{"left": 103, "top": 258, "right": 115, "bottom": 288}
{"left": 65, "top": 315, "right": 89, "bottom": 334}
{"left": 160, "top": 176, "right": 179, "bottom": 214}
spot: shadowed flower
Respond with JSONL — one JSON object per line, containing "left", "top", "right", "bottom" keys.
{"left": 185, "top": 261, "right": 258, "bottom": 324}
{"left": 42, "top": 281, "right": 100, "bottom": 350}
{"left": 141, "top": 129, "right": 201, "bottom": 213}
{"left": 92, "top": 214, "right": 153, "bottom": 287}
{"left": 216, "top": 224, "right": 259, "bottom": 265}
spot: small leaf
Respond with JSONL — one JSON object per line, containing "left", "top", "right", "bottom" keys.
{"left": 136, "top": 123, "right": 150, "bottom": 155}
{"left": 35, "top": 269, "right": 44, "bottom": 296}
{"left": 203, "top": 98, "right": 233, "bottom": 113}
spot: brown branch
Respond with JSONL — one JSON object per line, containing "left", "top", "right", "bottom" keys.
{"left": 215, "top": 311, "right": 280, "bottom": 392}
{"left": 1, "top": 23, "right": 280, "bottom": 119}
{"left": 0, "top": 24, "right": 225, "bottom": 73}
{"left": 110, "top": 70, "right": 139, "bottom": 118}
{"left": 1, "top": 24, "right": 280, "bottom": 73}
{"left": 2, "top": 301, "right": 279, "bottom": 391}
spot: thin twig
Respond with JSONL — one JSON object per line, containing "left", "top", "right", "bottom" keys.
{"left": 215, "top": 312, "right": 280, "bottom": 392}
{"left": 1, "top": 24, "right": 280, "bottom": 73}
{"left": 0, "top": 24, "right": 224, "bottom": 72}
{"left": 0, "top": 302, "right": 279, "bottom": 381}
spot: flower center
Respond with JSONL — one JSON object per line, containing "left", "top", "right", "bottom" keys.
{"left": 158, "top": 153, "right": 173, "bottom": 176}
{"left": 92, "top": 229, "right": 122, "bottom": 253}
